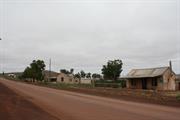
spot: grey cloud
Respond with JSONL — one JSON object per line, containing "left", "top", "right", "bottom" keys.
{"left": 0, "top": 0, "right": 179, "bottom": 75}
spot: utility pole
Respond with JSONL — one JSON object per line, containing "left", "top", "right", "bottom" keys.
{"left": 169, "top": 60, "right": 172, "bottom": 72}
{"left": 48, "top": 58, "right": 51, "bottom": 82}
{"left": 0, "top": 38, "right": 2, "bottom": 75}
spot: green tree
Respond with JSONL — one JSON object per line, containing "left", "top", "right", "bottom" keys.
{"left": 22, "top": 67, "right": 32, "bottom": 79}
{"left": 101, "top": 59, "right": 123, "bottom": 81}
{"left": 22, "top": 60, "right": 46, "bottom": 82}
{"left": 80, "top": 70, "right": 86, "bottom": 78}
{"left": 86, "top": 72, "right": 91, "bottom": 78}
{"left": 60, "top": 69, "right": 70, "bottom": 74}
{"left": 70, "top": 68, "right": 74, "bottom": 74}
{"left": 74, "top": 72, "right": 81, "bottom": 79}
{"left": 92, "top": 73, "right": 101, "bottom": 79}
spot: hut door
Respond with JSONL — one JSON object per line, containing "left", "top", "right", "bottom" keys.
{"left": 142, "top": 79, "right": 147, "bottom": 89}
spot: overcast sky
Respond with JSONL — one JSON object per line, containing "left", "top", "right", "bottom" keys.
{"left": 0, "top": 0, "right": 180, "bottom": 75}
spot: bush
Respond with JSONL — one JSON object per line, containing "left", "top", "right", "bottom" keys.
{"left": 94, "top": 79, "right": 126, "bottom": 88}
{"left": 176, "top": 94, "right": 180, "bottom": 101}
{"left": 95, "top": 83, "right": 121, "bottom": 88}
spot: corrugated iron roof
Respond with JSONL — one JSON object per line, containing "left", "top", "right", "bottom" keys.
{"left": 43, "top": 70, "right": 59, "bottom": 78}
{"left": 123, "top": 67, "right": 169, "bottom": 79}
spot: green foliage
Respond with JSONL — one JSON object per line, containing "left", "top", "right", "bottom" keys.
{"left": 74, "top": 72, "right": 81, "bottom": 79}
{"left": 55, "top": 83, "right": 93, "bottom": 89}
{"left": 102, "top": 59, "right": 123, "bottom": 81}
{"left": 22, "top": 60, "right": 46, "bottom": 81}
{"left": 60, "top": 69, "right": 70, "bottom": 74}
{"left": 92, "top": 73, "right": 101, "bottom": 79}
{"left": 38, "top": 82, "right": 93, "bottom": 89}
{"left": 86, "top": 72, "right": 91, "bottom": 78}
{"left": 22, "top": 67, "right": 32, "bottom": 78}
{"left": 121, "top": 80, "right": 126, "bottom": 88}
{"left": 80, "top": 70, "right": 86, "bottom": 78}
{"left": 70, "top": 68, "right": 74, "bottom": 74}
{"left": 95, "top": 83, "right": 121, "bottom": 88}
{"left": 95, "top": 79, "right": 126, "bottom": 88}
{"left": 60, "top": 68, "right": 74, "bottom": 75}
{"left": 176, "top": 94, "right": 180, "bottom": 101}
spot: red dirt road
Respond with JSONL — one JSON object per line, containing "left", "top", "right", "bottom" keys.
{"left": 1, "top": 79, "right": 180, "bottom": 120}
{"left": 0, "top": 82, "right": 58, "bottom": 120}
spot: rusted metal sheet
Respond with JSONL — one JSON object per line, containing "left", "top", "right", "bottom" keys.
{"left": 123, "top": 67, "right": 169, "bottom": 78}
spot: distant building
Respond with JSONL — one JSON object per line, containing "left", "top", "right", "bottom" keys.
{"left": 43, "top": 70, "right": 95, "bottom": 85}
{"left": 80, "top": 78, "right": 92, "bottom": 84}
{"left": 6, "top": 72, "right": 23, "bottom": 78}
{"left": 43, "top": 70, "right": 59, "bottom": 82}
{"left": 57, "top": 73, "right": 80, "bottom": 84}
{"left": 8, "top": 73, "right": 17, "bottom": 78}
{"left": 123, "top": 67, "right": 176, "bottom": 91}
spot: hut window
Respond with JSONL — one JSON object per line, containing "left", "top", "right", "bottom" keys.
{"left": 131, "top": 80, "right": 136, "bottom": 86}
{"left": 152, "top": 78, "right": 157, "bottom": 86}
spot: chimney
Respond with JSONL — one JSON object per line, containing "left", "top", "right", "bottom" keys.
{"left": 169, "top": 60, "right": 172, "bottom": 72}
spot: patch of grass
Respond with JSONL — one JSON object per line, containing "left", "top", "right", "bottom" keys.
{"left": 0, "top": 75, "right": 20, "bottom": 81}
{"left": 35, "top": 82, "right": 93, "bottom": 89}
{"left": 176, "top": 94, "right": 180, "bottom": 101}
{"left": 95, "top": 80, "right": 126, "bottom": 88}
{"left": 55, "top": 83, "right": 93, "bottom": 89}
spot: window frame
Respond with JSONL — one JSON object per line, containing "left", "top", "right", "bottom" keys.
{"left": 152, "top": 78, "right": 158, "bottom": 86}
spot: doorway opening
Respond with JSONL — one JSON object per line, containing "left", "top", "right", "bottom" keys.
{"left": 142, "top": 79, "right": 147, "bottom": 89}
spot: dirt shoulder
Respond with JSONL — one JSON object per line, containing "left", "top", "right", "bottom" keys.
{"left": 0, "top": 83, "right": 59, "bottom": 120}
{"left": 60, "top": 87, "right": 180, "bottom": 108}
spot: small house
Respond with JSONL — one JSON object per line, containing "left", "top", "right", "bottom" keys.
{"left": 43, "top": 70, "right": 59, "bottom": 82}
{"left": 123, "top": 67, "right": 176, "bottom": 91}
{"left": 57, "top": 73, "right": 80, "bottom": 84}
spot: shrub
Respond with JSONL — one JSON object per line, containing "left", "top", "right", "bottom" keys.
{"left": 176, "top": 94, "right": 180, "bottom": 101}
